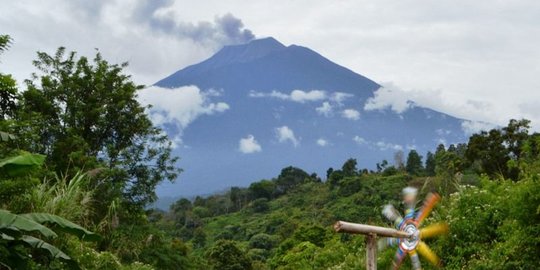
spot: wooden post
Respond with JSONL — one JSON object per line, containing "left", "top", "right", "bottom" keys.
{"left": 334, "top": 221, "right": 412, "bottom": 270}
{"left": 366, "top": 233, "right": 377, "bottom": 270}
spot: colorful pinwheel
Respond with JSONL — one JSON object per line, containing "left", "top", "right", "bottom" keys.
{"left": 379, "top": 187, "right": 448, "bottom": 269}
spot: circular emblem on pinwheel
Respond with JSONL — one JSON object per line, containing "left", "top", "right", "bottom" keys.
{"left": 379, "top": 187, "right": 448, "bottom": 269}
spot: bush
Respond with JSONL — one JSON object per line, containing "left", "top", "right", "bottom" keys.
{"left": 207, "top": 240, "right": 252, "bottom": 270}
{"left": 249, "top": 233, "right": 276, "bottom": 250}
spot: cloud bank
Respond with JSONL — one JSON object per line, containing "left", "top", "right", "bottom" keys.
{"left": 137, "top": 85, "right": 229, "bottom": 146}
{"left": 461, "top": 120, "right": 498, "bottom": 135}
{"left": 364, "top": 83, "right": 415, "bottom": 114}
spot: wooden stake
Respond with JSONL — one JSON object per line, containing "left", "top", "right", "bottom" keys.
{"left": 366, "top": 233, "right": 377, "bottom": 270}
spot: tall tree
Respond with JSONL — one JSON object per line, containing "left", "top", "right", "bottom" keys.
{"left": 341, "top": 158, "right": 358, "bottom": 177}
{"left": 425, "top": 151, "right": 436, "bottom": 176}
{"left": 16, "top": 47, "right": 180, "bottom": 207}
{"left": 0, "top": 35, "right": 17, "bottom": 121}
{"left": 405, "top": 150, "right": 423, "bottom": 176}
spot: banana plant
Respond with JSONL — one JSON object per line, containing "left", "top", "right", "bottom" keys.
{"left": 0, "top": 209, "right": 100, "bottom": 269}
{"left": 0, "top": 140, "right": 100, "bottom": 269}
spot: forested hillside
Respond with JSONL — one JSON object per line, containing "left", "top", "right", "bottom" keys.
{"left": 153, "top": 118, "right": 540, "bottom": 269}
{"left": 1, "top": 34, "right": 539, "bottom": 269}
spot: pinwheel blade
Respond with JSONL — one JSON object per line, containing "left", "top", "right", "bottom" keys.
{"left": 417, "top": 241, "right": 441, "bottom": 267}
{"left": 409, "top": 250, "right": 422, "bottom": 270}
{"left": 420, "top": 222, "right": 449, "bottom": 239}
{"left": 382, "top": 204, "right": 404, "bottom": 229}
{"left": 391, "top": 247, "right": 407, "bottom": 270}
{"left": 415, "top": 192, "right": 440, "bottom": 225}
{"left": 402, "top": 187, "right": 418, "bottom": 218}
{"left": 378, "top": 237, "right": 398, "bottom": 251}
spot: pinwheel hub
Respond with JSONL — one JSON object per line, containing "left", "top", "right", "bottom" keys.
{"left": 400, "top": 222, "right": 419, "bottom": 251}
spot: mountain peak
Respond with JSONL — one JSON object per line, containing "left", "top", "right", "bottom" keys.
{"left": 203, "top": 37, "right": 286, "bottom": 68}
{"left": 244, "top": 37, "right": 286, "bottom": 50}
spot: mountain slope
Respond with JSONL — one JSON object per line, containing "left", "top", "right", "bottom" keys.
{"left": 152, "top": 37, "right": 468, "bottom": 197}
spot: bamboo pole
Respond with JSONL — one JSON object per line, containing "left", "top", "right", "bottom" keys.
{"left": 333, "top": 221, "right": 412, "bottom": 238}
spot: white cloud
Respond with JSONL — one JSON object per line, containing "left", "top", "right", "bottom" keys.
{"left": 376, "top": 141, "right": 403, "bottom": 151}
{"left": 249, "top": 90, "right": 326, "bottom": 103}
{"left": 137, "top": 85, "right": 229, "bottom": 147}
{"left": 353, "top": 136, "right": 367, "bottom": 145}
{"left": 316, "top": 102, "right": 333, "bottom": 117}
{"left": 364, "top": 83, "right": 414, "bottom": 113}
{"left": 461, "top": 120, "right": 497, "bottom": 135}
{"left": 316, "top": 138, "right": 328, "bottom": 146}
{"left": 249, "top": 90, "right": 289, "bottom": 100}
{"left": 353, "top": 136, "right": 404, "bottom": 151}
{"left": 275, "top": 126, "right": 299, "bottom": 147}
{"left": 331, "top": 92, "right": 354, "bottom": 104}
{"left": 290, "top": 90, "right": 326, "bottom": 103}
{"left": 342, "top": 109, "right": 360, "bottom": 120}
{"left": 238, "top": 135, "right": 262, "bottom": 153}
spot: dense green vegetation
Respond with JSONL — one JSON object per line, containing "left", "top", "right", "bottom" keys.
{"left": 148, "top": 118, "right": 539, "bottom": 269}
{"left": 2, "top": 34, "right": 539, "bottom": 269}
{"left": 1, "top": 34, "right": 184, "bottom": 269}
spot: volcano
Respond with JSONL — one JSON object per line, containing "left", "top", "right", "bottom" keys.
{"left": 151, "top": 37, "right": 468, "bottom": 197}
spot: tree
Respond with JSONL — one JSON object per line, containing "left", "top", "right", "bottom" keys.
{"left": 503, "top": 119, "right": 530, "bottom": 160}
{"left": 170, "top": 198, "right": 192, "bottom": 226}
{"left": 207, "top": 240, "right": 253, "bottom": 270}
{"left": 465, "top": 121, "right": 521, "bottom": 179}
{"left": 405, "top": 150, "right": 423, "bottom": 176}
{"left": 0, "top": 35, "right": 18, "bottom": 121}
{"left": 229, "top": 186, "right": 249, "bottom": 211}
{"left": 15, "top": 47, "right": 180, "bottom": 207}
{"left": 326, "top": 167, "right": 334, "bottom": 179}
{"left": 425, "top": 151, "right": 436, "bottom": 176}
{"left": 248, "top": 180, "right": 275, "bottom": 200}
{"left": 0, "top": 74, "right": 17, "bottom": 121}
{"left": 275, "top": 166, "right": 310, "bottom": 194}
{"left": 341, "top": 158, "right": 358, "bottom": 177}
{"left": 0, "top": 35, "right": 10, "bottom": 55}
{"left": 376, "top": 159, "right": 388, "bottom": 172}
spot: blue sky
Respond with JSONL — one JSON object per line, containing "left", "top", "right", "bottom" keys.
{"left": 1, "top": 0, "right": 540, "bottom": 130}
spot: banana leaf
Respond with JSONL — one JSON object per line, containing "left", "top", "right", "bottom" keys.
{"left": 0, "top": 152, "right": 46, "bottom": 177}
{"left": 21, "top": 213, "right": 100, "bottom": 241}
{"left": 0, "top": 210, "right": 57, "bottom": 238}
{"left": 21, "top": 235, "right": 71, "bottom": 260}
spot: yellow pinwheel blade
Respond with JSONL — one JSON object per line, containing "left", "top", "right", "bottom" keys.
{"left": 420, "top": 223, "right": 449, "bottom": 239}
{"left": 417, "top": 241, "right": 441, "bottom": 267}
{"left": 416, "top": 192, "right": 440, "bottom": 226}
